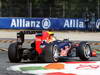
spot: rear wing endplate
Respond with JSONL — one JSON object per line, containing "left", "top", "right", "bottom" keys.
{"left": 17, "top": 30, "right": 42, "bottom": 44}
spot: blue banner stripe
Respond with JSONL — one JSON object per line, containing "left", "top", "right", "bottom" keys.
{"left": 0, "top": 17, "right": 99, "bottom": 30}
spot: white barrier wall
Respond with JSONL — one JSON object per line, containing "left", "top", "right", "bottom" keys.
{"left": 0, "top": 30, "right": 100, "bottom": 41}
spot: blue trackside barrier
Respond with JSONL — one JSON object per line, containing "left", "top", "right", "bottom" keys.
{"left": 0, "top": 17, "right": 99, "bottom": 31}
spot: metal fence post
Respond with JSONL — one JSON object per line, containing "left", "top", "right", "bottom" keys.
{"left": 28, "top": 0, "right": 32, "bottom": 17}
{"left": 98, "top": 0, "right": 100, "bottom": 18}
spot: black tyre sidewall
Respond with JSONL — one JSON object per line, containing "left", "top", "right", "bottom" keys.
{"left": 42, "top": 43, "right": 59, "bottom": 63}
{"left": 8, "top": 43, "right": 22, "bottom": 63}
{"left": 77, "top": 42, "right": 91, "bottom": 61}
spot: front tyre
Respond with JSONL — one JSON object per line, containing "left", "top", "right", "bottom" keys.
{"left": 8, "top": 43, "right": 22, "bottom": 63}
{"left": 77, "top": 42, "right": 92, "bottom": 61}
{"left": 42, "top": 43, "right": 60, "bottom": 63}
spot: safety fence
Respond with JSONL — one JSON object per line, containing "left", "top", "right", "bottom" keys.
{"left": 0, "top": 17, "right": 100, "bottom": 31}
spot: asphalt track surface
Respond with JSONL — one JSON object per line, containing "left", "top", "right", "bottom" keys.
{"left": 0, "top": 39, "right": 100, "bottom": 75}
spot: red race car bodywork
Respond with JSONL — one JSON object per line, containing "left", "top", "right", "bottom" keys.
{"left": 8, "top": 30, "right": 96, "bottom": 63}
{"left": 35, "top": 31, "right": 50, "bottom": 54}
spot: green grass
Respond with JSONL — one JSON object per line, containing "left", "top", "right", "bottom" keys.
{"left": 20, "top": 66, "right": 46, "bottom": 71}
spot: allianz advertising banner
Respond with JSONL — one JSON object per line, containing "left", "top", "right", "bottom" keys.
{"left": 0, "top": 17, "right": 88, "bottom": 30}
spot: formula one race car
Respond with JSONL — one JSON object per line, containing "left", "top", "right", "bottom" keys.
{"left": 8, "top": 31, "right": 94, "bottom": 63}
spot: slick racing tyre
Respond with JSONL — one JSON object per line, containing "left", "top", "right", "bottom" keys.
{"left": 8, "top": 43, "right": 22, "bottom": 63}
{"left": 77, "top": 42, "right": 92, "bottom": 61}
{"left": 42, "top": 43, "right": 60, "bottom": 63}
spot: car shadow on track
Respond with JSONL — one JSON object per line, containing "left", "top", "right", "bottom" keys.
{"left": 17, "top": 57, "right": 97, "bottom": 64}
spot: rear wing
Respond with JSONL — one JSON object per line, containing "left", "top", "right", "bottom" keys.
{"left": 17, "top": 30, "right": 42, "bottom": 34}
{"left": 17, "top": 30, "right": 42, "bottom": 44}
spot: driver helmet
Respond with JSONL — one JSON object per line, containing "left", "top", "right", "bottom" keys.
{"left": 48, "top": 31, "right": 54, "bottom": 35}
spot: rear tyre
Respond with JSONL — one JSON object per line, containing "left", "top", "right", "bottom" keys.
{"left": 8, "top": 43, "right": 22, "bottom": 63}
{"left": 77, "top": 42, "right": 92, "bottom": 61}
{"left": 42, "top": 43, "right": 60, "bottom": 63}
